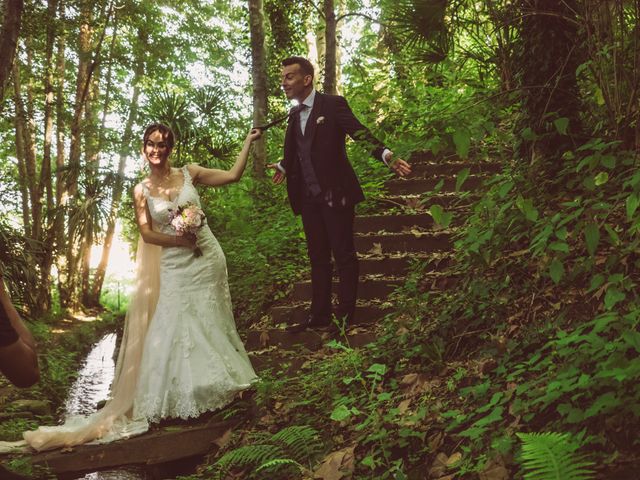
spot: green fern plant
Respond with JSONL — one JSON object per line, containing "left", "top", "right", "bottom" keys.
{"left": 210, "top": 425, "right": 323, "bottom": 480}
{"left": 516, "top": 432, "right": 595, "bottom": 480}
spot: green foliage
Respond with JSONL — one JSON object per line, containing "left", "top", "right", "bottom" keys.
{"left": 517, "top": 432, "right": 595, "bottom": 480}
{"left": 209, "top": 425, "right": 322, "bottom": 480}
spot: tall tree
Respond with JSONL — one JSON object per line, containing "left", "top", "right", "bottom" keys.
{"left": 249, "top": 0, "right": 268, "bottom": 177}
{"left": 322, "top": 0, "right": 338, "bottom": 94}
{"left": 0, "top": 0, "right": 24, "bottom": 107}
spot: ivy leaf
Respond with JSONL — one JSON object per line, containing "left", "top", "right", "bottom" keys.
{"left": 498, "top": 181, "right": 514, "bottom": 198}
{"left": 548, "top": 242, "right": 570, "bottom": 253}
{"left": 453, "top": 129, "right": 470, "bottom": 158}
{"left": 604, "top": 286, "right": 625, "bottom": 310}
{"left": 455, "top": 167, "right": 470, "bottom": 192}
{"left": 622, "top": 330, "right": 640, "bottom": 353}
{"left": 430, "top": 204, "right": 453, "bottom": 228}
{"left": 594, "top": 172, "right": 609, "bottom": 186}
{"left": 549, "top": 259, "right": 564, "bottom": 284}
{"left": 587, "top": 273, "right": 605, "bottom": 293}
{"left": 626, "top": 193, "right": 639, "bottom": 220}
{"left": 330, "top": 404, "right": 353, "bottom": 421}
{"left": 368, "top": 363, "right": 387, "bottom": 375}
{"left": 555, "top": 227, "right": 568, "bottom": 240}
{"left": 516, "top": 196, "right": 539, "bottom": 222}
{"left": 554, "top": 117, "right": 569, "bottom": 135}
{"left": 600, "top": 154, "right": 616, "bottom": 169}
{"left": 584, "top": 223, "right": 600, "bottom": 256}
{"left": 604, "top": 224, "right": 620, "bottom": 246}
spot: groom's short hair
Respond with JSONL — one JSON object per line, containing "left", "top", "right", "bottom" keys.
{"left": 282, "top": 56, "right": 314, "bottom": 78}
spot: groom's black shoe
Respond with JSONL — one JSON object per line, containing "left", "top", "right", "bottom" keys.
{"left": 286, "top": 314, "right": 331, "bottom": 333}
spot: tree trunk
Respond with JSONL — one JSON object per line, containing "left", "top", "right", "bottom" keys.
{"left": 35, "top": 0, "right": 59, "bottom": 312}
{"left": 323, "top": 0, "right": 337, "bottom": 95}
{"left": 60, "top": 0, "right": 94, "bottom": 308}
{"left": 518, "top": 0, "right": 583, "bottom": 171}
{"left": 80, "top": 72, "right": 101, "bottom": 305}
{"left": 88, "top": 28, "right": 147, "bottom": 306}
{"left": 12, "top": 58, "right": 41, "bottom": 241}
{"left": 0, "top": 0, "right": 23, "bottom": 108}
{"left": 53, "top": 0, "right": 68, "bottom": 308}
{"left": 248, "top": 0, "right": 268, "bottom": 178}
{"left": 12, "top": 65, "right": 30, "bottom": 238}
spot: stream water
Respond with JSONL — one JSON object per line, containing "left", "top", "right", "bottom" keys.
{"left": 63, "top": 333, "right": 143, "bottom": 480}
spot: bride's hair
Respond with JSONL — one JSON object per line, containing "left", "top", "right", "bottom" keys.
{"left": 143, "top": 123, "right": 175, "bottom": 150}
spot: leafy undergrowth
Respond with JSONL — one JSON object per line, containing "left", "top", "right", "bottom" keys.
{"left": 181, "top": 140, "right": 639, "bottom": 480}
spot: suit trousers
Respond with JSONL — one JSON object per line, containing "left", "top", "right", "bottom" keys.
{"left": 300, "top": 199, "right": 358, "bottom": 323}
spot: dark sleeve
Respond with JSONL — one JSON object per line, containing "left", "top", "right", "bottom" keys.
{"left": 335, "top": 96, "right": 386, "bottom": 161}
{"left": 0, "top": 302, "right": 18, "bottom": 347}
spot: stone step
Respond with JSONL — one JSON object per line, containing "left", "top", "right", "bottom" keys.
{"left": 248, "top": 349, "right": 307, "bottom": 375}
{"left": 246, "top": 328, "right": 377, "bottom": 351}
{"left": 355, "top": 213, "right": 435, "bottom": 233}
{"left": 354, "top": 231, "right": 452, "bottom": 254}
{"left": 358, "top": 254, "right": 451, "bottom": 276}
{"left": 409, "top": 162, "right": 501, "bottom": 178}
{"left": 384, "top": 176, "right": 484, "bottom": 195}
{"left": 358, "top": 255, "right": 413, "bottom": 276}
{"left": 270, "top": 302, "right": 391, "bottom": 326}
{"left": 367, "top": 193, "right": 476, "bottom": 212}
{"left": 293, "top": 277, "right": 403, "bottom": 301}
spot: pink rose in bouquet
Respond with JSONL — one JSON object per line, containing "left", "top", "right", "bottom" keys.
{"left": 168, "top": 202, "right": 205, "bottom": 257}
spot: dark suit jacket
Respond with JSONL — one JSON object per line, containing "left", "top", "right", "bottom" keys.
{"left": 281, "top": 92, "right": 386, "bottom": 215}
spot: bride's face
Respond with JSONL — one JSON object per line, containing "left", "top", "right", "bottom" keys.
{"left": 143, "top": 130, "right": 171, "bottom": 166}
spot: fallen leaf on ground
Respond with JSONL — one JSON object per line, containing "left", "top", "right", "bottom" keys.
{"left": 446, "top": 452, "right": 462, "bottom": 466}
{"left": 397, "top": 399, "right": 412, "bottom": 415}
{"left": 479, "top": 458, "right": 509, "bottom": 480}
{"left": 400, "top": 372, "right": 429, "bottom": 395}
{"left": 428, "top": 452, "right": 448, "bottom": 478}
{"left": 369, "top": 243, "right": 383, "bottom": 255}
{"left": 313, "top": 446, "right": 355, "bottom": 480}
{"left": 259, "top": 330, "right": 270, "bottom": 348}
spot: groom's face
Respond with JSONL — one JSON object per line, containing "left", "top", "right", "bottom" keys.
{"left": 281, "top": 64, "right": 312, "bottom": 102}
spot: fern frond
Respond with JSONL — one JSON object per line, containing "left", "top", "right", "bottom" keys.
{"left": 255, "top": 458, "right": 304, "bottom": 474}
{"left": 270, "top": 425, "right": 323, "bottom": 464}
{"left": 517, "top": 432, "right": 595, "bottom": 480}
{"left": 211, "top": 444, "right": 285, "bottom": 480}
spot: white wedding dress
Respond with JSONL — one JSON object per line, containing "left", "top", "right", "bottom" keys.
{"left": 2, "top": 165, "right": 256, "bottom": 453}
{"left": 134, "top": 165, "right": 257, "bottom": 421}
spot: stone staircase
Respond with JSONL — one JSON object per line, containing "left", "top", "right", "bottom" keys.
{"left": 246, "top": 153, "right": 500, "bottom": 368}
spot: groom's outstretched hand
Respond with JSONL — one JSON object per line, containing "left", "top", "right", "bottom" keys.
{"left": 267, "top": 163, "right": 285, "bottom": 185}
{"left": 385, "top": 152, "right": 412, "bottom": 177}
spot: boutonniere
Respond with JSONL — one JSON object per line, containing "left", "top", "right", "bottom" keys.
{"left": 316, "top": 116, "right": 325, "bottom": 125}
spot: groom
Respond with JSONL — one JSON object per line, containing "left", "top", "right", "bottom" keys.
{"left": 269, "top": 56, "right": 411, "bottom": 331}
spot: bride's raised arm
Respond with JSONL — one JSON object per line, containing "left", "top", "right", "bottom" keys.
{"left": 190, "top": 128, "right": 261, "bottom": 187}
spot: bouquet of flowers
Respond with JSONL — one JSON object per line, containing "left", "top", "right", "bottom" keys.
{"left": 168, "top": 202, "right": 205, "bottom": 257}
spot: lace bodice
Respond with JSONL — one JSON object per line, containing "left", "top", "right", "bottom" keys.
{"left": 142, "top": 166, "right": 203, "bottom": 235}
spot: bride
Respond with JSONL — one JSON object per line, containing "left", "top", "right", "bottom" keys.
{"left": 20, "top": 123, "right": 260, "bottom": 452}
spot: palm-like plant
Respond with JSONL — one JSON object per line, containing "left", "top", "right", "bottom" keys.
{"left": 384, "top": 0, "right": 451, "bottom": 63}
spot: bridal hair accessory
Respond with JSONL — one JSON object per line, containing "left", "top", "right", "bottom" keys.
{"left": 168, "top": 202, "right": 205, "bottom": 257}
{"left": 316, "top": 116, "right": 325, "bottom": 125}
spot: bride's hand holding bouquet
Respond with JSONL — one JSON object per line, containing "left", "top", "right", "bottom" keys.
{"left": 168, "top": 202, "right": 206, "bottom": 257}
